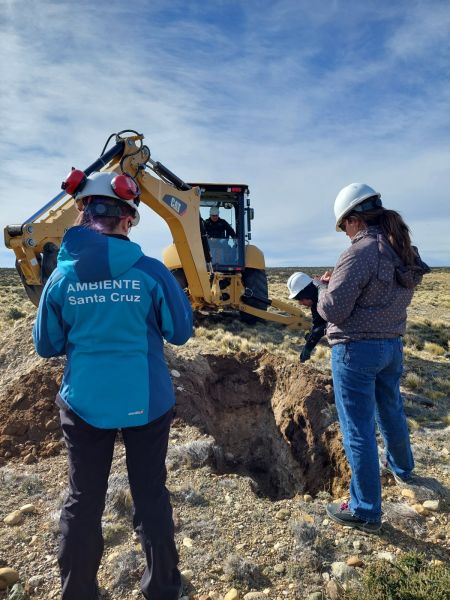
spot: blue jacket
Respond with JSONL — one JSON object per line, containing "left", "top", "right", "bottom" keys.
{"left": 33, "top": 226, "right": 193, "bottom": 428}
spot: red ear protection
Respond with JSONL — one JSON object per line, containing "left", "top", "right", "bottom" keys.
{"left": 111, "top": 174, "right": 140, "bottom": 201}
{"left": 61, "top": 168, "right": 86, "bottom": 195}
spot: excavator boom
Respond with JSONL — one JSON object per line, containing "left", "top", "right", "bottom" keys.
{"left": 4, "top": 131, "right": 310, "bottom": 329}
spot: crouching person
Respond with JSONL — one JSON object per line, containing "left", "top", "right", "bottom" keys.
{"left": 33, "top": 171, "right": 193, "bottom": 600}
{"left": 287, "top": 272, "right": 327, "bottom": 362}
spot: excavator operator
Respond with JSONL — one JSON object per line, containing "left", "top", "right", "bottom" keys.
{"left": 204, "top": 207, "right": 236, "bottom": 239}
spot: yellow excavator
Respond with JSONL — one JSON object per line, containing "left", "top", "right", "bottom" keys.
{"left": 4, "top": 130, "right": 309, "bottom": 328}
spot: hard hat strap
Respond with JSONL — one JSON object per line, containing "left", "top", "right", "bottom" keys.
{"left": 84, "top": 198, "right": 130, "bottom": 218}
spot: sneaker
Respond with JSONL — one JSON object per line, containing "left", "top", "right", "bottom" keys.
{"left": 326, "top": 502, "right": 381, "bottom": 533}
{"left": 380, "top": 459, "right": 415, "bottom": 486}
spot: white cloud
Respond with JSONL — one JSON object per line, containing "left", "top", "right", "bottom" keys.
{"left": 1, "top": 0, "right": 449, "bottom": 269}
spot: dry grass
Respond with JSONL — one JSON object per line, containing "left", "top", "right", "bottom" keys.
{"left": 0, "top": 268, "right": 35, "bottom": 328}
{"left": 403, "top": 372, "right": 424, "bottom": 391}
{"left": 423, "top": 341, "right": 446, "bottom": 356}
{"left": 408, "top": 269, "right": 450, "bottom": 322}
{"left": 406, "top": 418, "right": 421, "bottom": 431}
{"left": 433, "top": 376, "right": 450, "bottom": 395}
{"left": 0, "top": 267, "right": 448, "bottom": 413}
{"left": 345, "top": 552, "right": 450, "bottom": 600}
{"left": 194, "top": 316, "right": 306, "bottom": 362}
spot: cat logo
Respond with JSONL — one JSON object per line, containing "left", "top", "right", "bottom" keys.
{"left": 163, "top": 194, "right": 187, "bottom": 215}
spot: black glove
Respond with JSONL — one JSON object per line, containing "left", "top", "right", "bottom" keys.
{"left": 300, "top": 345, "right": 312, "bottom": 363}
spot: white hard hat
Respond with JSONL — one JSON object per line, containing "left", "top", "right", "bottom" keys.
{"left": 210, "top": 207, "right": 220, "bottom": 216}
{"left": 75, "top": 172, "right": 140, "bottom": 226}
{"left": 287, "top": 272, "right": 313, "bottom": 299}
{"left": 334, "top": 183, "right": 381, "bottom": 231}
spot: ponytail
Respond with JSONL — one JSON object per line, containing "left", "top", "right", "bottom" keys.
{"left": 75, "top": 210, "right": 121, "bottom": 234}
{"left": 349, "top": 207, "right": 416, "bottom": 265}
{"left": 378, "top": 209, "right": 416, "bottom": 266}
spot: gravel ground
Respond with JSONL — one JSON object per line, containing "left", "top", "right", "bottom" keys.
{"left": 1, "top": 413, "right": 449, "bottom": 600}
{"left": 0, "top": 268, "right": 449, "bottom": 599}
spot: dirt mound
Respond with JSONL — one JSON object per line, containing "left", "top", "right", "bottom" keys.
{"left": 0, "top": 345, "right": 348, "bottom": 497}
{"left": 0, "top": 360, "right": 64, "bottom": 464}
{"left": 0, "top": 315, "right": 40, "bottom": 387}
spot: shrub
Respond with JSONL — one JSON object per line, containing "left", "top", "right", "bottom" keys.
{"left": 108, "top": 550, "right": 144, "bottom": 592}
{"left": 344, "top": 552, "right": 450, "bottom": 600}
{"left": 434, "top": 376, "right": 450, "bottom": 395}
{"left": 312, "top": 345, "right": 329, "bottom": 360}
{"left": 103, "top": 522, "right": 129, "bottom": 545}
{"left": 423, "top": 342, "right": 446, "bottom": 356}
{"left": 407, "top": 417, "right": 420, "bottom": 431}
{"left": 171, "top": 486, "right": 209, "bottom": 506}
{"left": 106, "top": 473, "right": 134, "bottom": 519}
{"left": 223, "top": 554, "right": 267, "bottom": 588}
{"left": 7, "top": 307, "right": 26, "bottom": 320}
{"left": 0, "top": 469, "right": 44, "bottom": 496}
{"left": 404, "top": 320, "right": 449, "bottom": 351}
{"left": 167, "top": 439, "right": 219, "bottom": 470}
{"left": 404, "top": 333, "right": 424, "bottom": 350}
{"left": 403, "top": 372, "right": 424, "bottom": 390}
{"left": 290, "top": 521, "right": 317, "bottom": 547}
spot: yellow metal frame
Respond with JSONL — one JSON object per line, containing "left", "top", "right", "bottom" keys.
{"left": 245, "top": 244, "right": 265, "bottom": 270}
{"left": 4, "top": 134, "right": 310, "bottom": 329}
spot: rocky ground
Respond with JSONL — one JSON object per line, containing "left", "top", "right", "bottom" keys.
{"left": 0, "top": 268, "right": 449, "bottom": 599}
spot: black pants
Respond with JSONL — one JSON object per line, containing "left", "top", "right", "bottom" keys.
{"left": 58, "top": 405, "right": 180, "bottom": 600}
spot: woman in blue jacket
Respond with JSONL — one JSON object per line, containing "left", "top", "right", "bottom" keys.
{"left": 33, "top": 170, "right": 193, "bottom": 600}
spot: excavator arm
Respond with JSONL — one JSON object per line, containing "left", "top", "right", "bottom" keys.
{"left": 5, "top": 132, "right": 213, "bottom": 306}
{"left": 5, "top": 131, "right": 311, "bottom": 330}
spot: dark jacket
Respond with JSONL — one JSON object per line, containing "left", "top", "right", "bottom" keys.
{"left": 306, "top": 302, "right": 327, "bottom": 350}
{"left": 317, "top": 227, "right": 429, "bottom": 345}
{"left": 205, "top": 217, "right": 236, "bottom": 239}
{"left": 301, "top": 282, "right": 327, "bottom": 355}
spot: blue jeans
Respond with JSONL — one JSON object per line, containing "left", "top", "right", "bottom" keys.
{"left": 332, "top": 338, "right": 414, "bottom": 522}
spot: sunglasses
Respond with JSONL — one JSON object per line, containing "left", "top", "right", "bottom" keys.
{"left": 339, "top": 219, "right": 347, "bottom": 231}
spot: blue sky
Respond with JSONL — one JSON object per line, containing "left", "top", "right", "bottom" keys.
{"left": 1, "top": 0, "right": 449, "bottom": 267}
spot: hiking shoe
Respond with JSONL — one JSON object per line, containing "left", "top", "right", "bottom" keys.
{"left": 326, "top": 502, "right": 381, "bottom": 533}
{"left": 380, "top": 459, "right": 415, "bottom": 486}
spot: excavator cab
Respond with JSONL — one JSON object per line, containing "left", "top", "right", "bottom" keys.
{"left": 196, "top": 184, "right": 250, "bottom": 272}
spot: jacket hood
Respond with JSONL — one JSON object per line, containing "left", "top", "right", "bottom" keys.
{"left": 57, "top": 226, "right": 144, "bottom": 282}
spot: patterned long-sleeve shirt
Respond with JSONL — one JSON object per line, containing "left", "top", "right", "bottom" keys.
{"left": 317, "top": 227, "right": 418, "bottom": 345}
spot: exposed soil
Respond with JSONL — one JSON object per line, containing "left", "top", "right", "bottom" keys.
{"left": 0, "top": 339, "right": 349, "bottom": 498}
{"left": 0, "top": 270, "right": 448, "bottom": 600}
{"left": 0, "top": 361, "right": 63, "bottom": 463}
{"left": 174, "top": 352, "right": 349, "bottom": 498}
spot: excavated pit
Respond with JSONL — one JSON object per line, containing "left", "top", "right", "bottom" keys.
{"left": 0, "top": 351, "right": 349, "bottom": 499}
{"left": 173, "top": 352, "right": 349, "bottom": 499}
